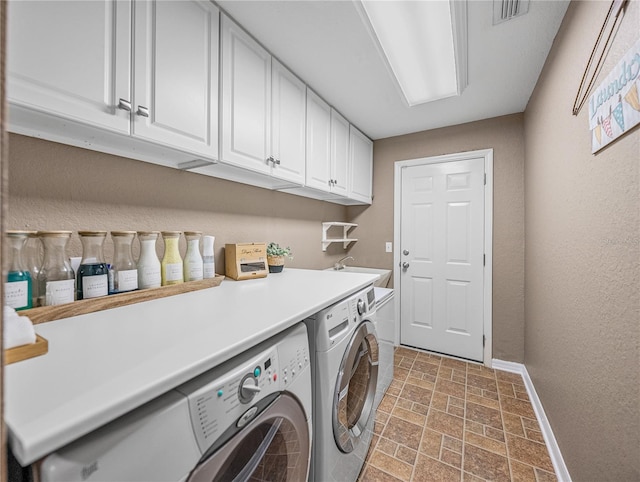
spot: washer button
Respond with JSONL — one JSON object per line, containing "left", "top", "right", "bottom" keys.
{"left": 217, "top": 389, "right": 224, "bottom": 397}
{"left": 254, "top": 367, "right": 261, "bottom": 377}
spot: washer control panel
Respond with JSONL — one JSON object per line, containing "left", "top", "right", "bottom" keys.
{"left": 176, "top": 325, "right": 310, "bottom": 454}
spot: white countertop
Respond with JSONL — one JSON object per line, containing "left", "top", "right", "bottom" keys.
{"left": 5, "top": 268, "right": 377, "bottom": 465}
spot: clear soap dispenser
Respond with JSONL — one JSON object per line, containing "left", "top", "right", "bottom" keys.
{"left": 110, "top": 231, "right": 138, "bottom": 294}
{"left": 77, "top": 230, "right": 109, "bottom": 300}
{"left": 183, "top": 231, "right": 203, "bottom": 282}
{"left": 5, "top": 230, "right": 33, "bottom": 310}
{"left": 137, "top": 231, "right": 162, "bottom": 289}
{"left": 38, "top": 231, "right": 75, "bottom": 306}
{"left": 161, "top": 231, "right": 184, "bottom": 286}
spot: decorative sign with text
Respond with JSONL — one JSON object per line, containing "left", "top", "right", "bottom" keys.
{"left": 589, "top": 38, "right": 640, "bottom": 153}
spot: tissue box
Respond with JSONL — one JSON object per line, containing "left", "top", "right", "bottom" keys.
{"left": 225, "top": 243, "right": 268, "bottom": 280}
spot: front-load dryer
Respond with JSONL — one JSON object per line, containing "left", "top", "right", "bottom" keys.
{"left": 38, "top": 323, "right": 312, "bottom": 482}
{"left": 305, "top": 285, "right": 379, "bottom": 482}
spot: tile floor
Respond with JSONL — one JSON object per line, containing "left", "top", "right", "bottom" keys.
{"left": 358, "top": 346, "right": 556, "bottom": 482}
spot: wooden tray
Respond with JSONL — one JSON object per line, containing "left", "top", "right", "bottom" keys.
{"left": 5, "top": 335, "right": 48, "bottom": 365}
{"left": 18, "top": 275, "right": 225, "bottom": 325}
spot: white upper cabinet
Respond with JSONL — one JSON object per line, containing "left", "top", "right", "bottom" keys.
{"left": 270, "top": 59, "right": 306, "bottom": 184}
{"left": 8, "top": 0, "right": 219, "bottom": 160}
{"left": 220, "top": 14, "right": 272, "bottom": 175}
{"left": 220, "top": 15, "right": 305, "bottom": 185}
{"left": 305, "top": 89, "right": 332, "bottom": 192}
{"left": 304, "top": 95, "right": 351, "bottom": 198}
{"left": 7, "top": 0, "right": 132, "bottom": 133}
{"left": 133, "top": 0, "right": 219, "bottom": 158}
{"left": 349, "top": 126, "right": 374, "bottom": 204}
{"left": 8, "top": 3, "right": 372, "bottom": 204}
{"left": 330, "top": 109, "right": 350, "bottom": 198}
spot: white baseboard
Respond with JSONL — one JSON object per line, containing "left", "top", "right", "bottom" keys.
{"left": 492, "top": 359, "right": 572, "bottom": 482}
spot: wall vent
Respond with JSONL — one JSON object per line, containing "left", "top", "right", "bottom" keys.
{"left": 493, "top": 0, "right": 529, "bottom": 25}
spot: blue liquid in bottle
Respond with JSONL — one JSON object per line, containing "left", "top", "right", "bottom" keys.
{"left": 6, "top": 270, "right": 32, "bottom": 310}
{"left": 77, "top": 263, "right": 109, "bottom": 300}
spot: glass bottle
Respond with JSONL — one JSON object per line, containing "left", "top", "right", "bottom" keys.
{"left": 5, "top": 230, "right": 33, "bottom": 310}
{"left": 183, "top": 231, "right": 203, "bottom": 282}
{"left": 161, "top": 231, "right": 184, "bottom": 286}
{"left": 38, "top": 231, "right": 75, "bottom": 306}
{"left": 137, "top": 231, "right": 162, "bottom": 289}
{"left": 110, "top": 231, "right": 138, "bottom": 294}
{"left": 77, "top": 231, "right": 109, "bottom": 300}
{"left": 25, "top": 232, "right": 43, "bottom": 307}
{"left": 202, "top": 235, "right": 215, "bottom": 279}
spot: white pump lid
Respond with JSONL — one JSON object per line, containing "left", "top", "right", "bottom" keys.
{"left": 202, "top": 235, "right": 215, "bottom": 255}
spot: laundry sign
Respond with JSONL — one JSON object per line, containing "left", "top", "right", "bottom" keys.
{"left": 589, "top": 37, "right": 640, "bottom": 153}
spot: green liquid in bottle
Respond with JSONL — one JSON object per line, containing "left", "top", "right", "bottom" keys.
{"left": 6, "top": 270, "right": 33, "bottom": 310}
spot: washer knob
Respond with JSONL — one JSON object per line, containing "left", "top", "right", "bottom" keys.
{"left": 239, "top": 376, "right": 261, "bottom": 403}
{"left": 357, "top": 299, "right": 365, "bottom": 315}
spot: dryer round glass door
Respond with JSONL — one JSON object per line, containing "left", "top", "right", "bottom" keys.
{"left": 333, "top": 320, "right": 379, "bottom": 453}
{"left": 187, "top": 393, "right": 310, "bottom": 482}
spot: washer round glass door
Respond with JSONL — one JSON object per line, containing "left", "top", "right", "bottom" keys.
{"left": 187, "top": 393, "right": 310, "bottom": 482}
{"left": 333, "top": 320, "right": 379, "bottom": 453}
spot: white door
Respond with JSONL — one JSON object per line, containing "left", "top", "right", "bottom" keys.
{"left": 400, "top": 157, "right": 485, "bottom": 361}
{"left": 271, "top": 59, "right": 306, "bottom": 185}
{"left": 220, "top": 14, "right": 272, "bottom": 174}
{"left": 133, "top": 0, "right": 219, "bottom": 158}
{"left": 7, "top": 0, "right": 131, "bottom": 133}
{"left": 305, "top": 89, "right": 332, "bottom": 192}
{"left": 349, "top": 126, "right": 373, "bottom": 204}
{"left": 330, "top": 109, "right": 350, "bottom": 197}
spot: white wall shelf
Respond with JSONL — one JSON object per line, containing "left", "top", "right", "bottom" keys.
{"left": 322, "top": 222, "right": 357, "bottom": 251}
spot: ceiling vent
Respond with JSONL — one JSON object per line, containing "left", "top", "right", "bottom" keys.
{"left": 493, "top": 0, "right": 529, "bottom": 25}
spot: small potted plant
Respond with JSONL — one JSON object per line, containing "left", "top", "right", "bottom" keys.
{"left": 266, "top": 242, "right": 293, "bottom": 273}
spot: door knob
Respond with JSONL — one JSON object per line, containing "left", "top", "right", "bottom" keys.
{"left": 403, "top": 250, "right": 409, "bottom": 256}
{"left": 402, "top": 262, "right": 410, "bottom": 269}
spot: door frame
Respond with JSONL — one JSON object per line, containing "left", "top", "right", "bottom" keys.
{"left": 393, "top": 148, "right": 494, "bottom": 367}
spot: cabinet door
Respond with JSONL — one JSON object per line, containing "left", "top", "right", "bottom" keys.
{"left": 305, "top": 89, "right": 332, "bottom": 192}
{"left": 271, "top": 60, "right": 306, "bottom": 185}
{"left": 133, "top": 0, "right": 219, "bottom": 159}
{"left": 349, "top": 126, "right": 373, "bottom": 204}
{"left": 220, "top": 14, "right": 272, "bottom": 174}
{"left": 7, "top": 0, "right": 131, "bottom": 133}
{"left": 330, "top": 109, "right": 350, "bottom": 197}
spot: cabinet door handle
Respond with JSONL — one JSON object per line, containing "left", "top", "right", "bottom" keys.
{"left": 266, "top": 156, "right": 274, "bottom": 165}
{"left": 118, "top": 99, "right": 132, "bottom": 112}
{"left": 275, "top": 159, "right": 281, "bottom": 165}
{"left": 136, "top": 106, "right": 150, "bottom": 117}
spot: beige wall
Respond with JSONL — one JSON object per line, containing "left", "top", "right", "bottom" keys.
{"left": 524, "top": 1, "right": 639, "bottom": 480}
{"left": 7, "top": 133, "right": 352, "bottom": 271}
{"left": 347, "top": 114, "right": 526, "bottom": 362}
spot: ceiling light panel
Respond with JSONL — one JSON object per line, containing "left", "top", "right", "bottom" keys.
{"left": 360, "top": 0, "right": 465, "bottom": 106}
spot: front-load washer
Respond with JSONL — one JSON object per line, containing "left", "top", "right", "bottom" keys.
{"left": 305, "top": 285, "right": 379, "bottom": 482}
{"left": 38, "top": 323, "right": 312, "bottom": 482}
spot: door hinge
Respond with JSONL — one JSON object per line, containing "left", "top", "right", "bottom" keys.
{"left": 483, "top": 254, "right": 486, "bottom": 266}
{"left": 484, "top": 173, "right": 487, "bottom": 185}
{"left": 483, "top": 335, "right": 486, "bottom": 347}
